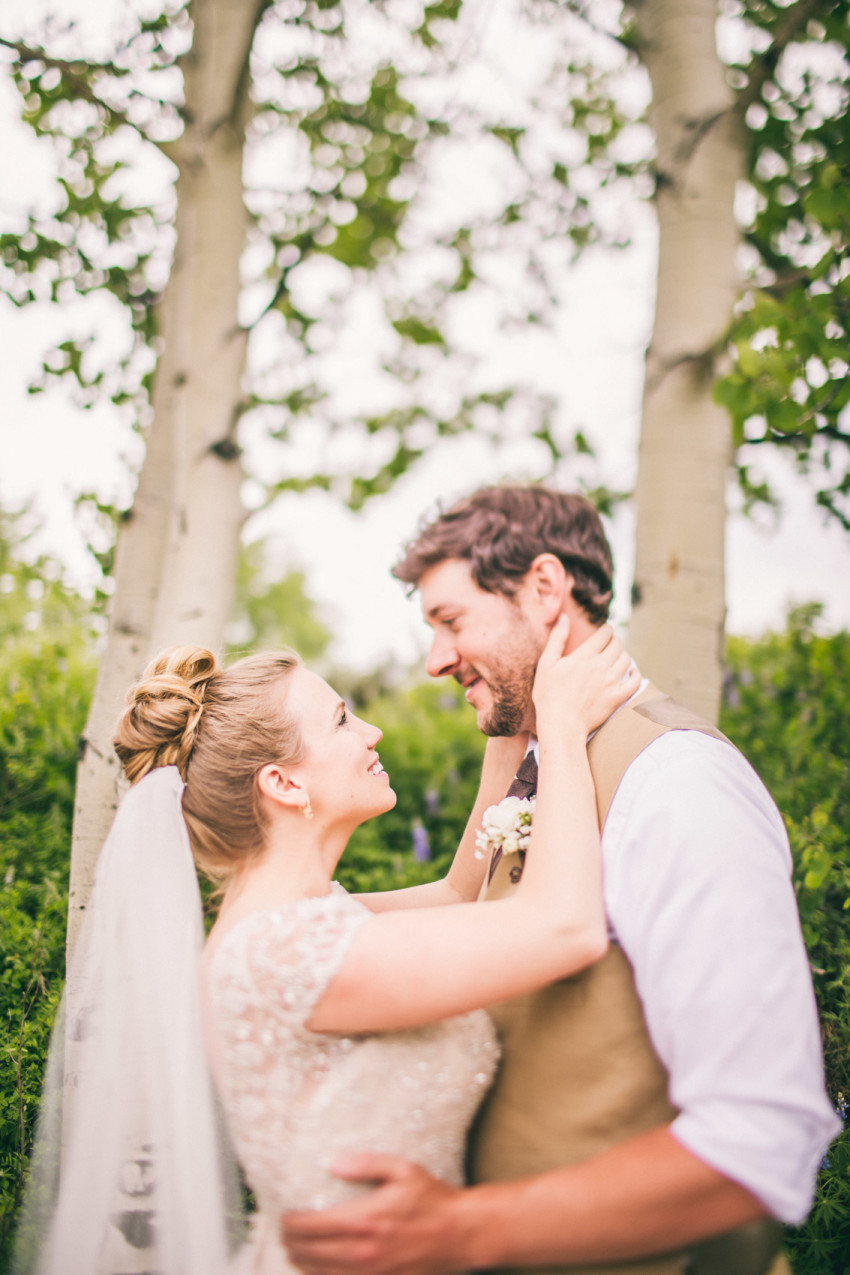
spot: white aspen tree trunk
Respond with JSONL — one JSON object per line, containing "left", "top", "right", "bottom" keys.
{"left": 148, "top": 0, "right": 258, "bottom": 654}
{"left": 68, "top": 0, "right": 264, "bottom": 960}
{"left": 627, "top": 0, "right": 742, "bottom": 723}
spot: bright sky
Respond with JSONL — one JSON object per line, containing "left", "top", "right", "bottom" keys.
{"left": 1, "top": 0, "right": 849, "bottom": 672}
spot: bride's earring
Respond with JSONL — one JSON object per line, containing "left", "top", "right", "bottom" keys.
{"left": 301, "top": 798, "right": 313, "bottom": 820}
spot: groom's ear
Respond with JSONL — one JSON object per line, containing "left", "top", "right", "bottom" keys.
{"left": 525, "top": 554, "right": 569, "bottom": 624}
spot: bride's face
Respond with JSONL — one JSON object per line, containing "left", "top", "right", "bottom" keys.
{"left": 285, "top": 668, "right": 397, "bottom": 828}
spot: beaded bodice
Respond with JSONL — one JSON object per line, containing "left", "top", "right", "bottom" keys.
{"left": 207, "top": 890, "right": 499, "bottom": 1236}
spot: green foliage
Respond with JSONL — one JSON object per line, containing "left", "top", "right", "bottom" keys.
{"left": 722, "top": 605, "right": 850, "bottom": 1101}
{"left": 0, "top": 883, "right": 66, "bottom": 1267}
{"left": 721, "top": 606, "right": 850, "bottom": 1273}
{"left": 786, "top": 1119, "right": 850, "bottom": 1275}
{"left": 713, "top": 0, "right": 850, "bottom": 528}
{"left": 536, "top": 0, "right": 850, "bottom": 527}
{"left": 0, "top": 638, "right": 92, "bottom": 890}
{"left": 0, "top": 511, "right": 96, "bottom": 1268}
{"left": 336, "top": 679, "right": 484, "bottom": 893}
{"left": 0, "top": 9, "right": 186, "bottom": 420}
{"left": 0, "top": 511, "right": 97, "bottom": 890}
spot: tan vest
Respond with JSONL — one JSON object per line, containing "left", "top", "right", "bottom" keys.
{"left": 469, "top": 686, "right": 788, "bottom": 1275}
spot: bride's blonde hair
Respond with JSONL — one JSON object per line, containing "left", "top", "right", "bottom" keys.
{"left": 114, "top": 646, "right": 303, "bottom": 877}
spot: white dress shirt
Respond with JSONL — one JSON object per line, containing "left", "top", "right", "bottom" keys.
{"left": 597, "top": 728, "right": 841, "bottom": 1223}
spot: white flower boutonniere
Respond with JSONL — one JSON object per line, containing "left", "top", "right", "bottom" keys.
{"left": 474, "top": 795, "right": 536, "bottom": 861}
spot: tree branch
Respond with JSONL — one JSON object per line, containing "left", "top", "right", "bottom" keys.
{"left": 643, "top": 344, "right": 719, "bottom": 396}
{"left": 673, "top": 109, "right": 728, "bottom": 169}
{"left": 747, "top": 423, "right": 850, "bottom": 447}
{"left": 734, "top": 0, "right": 826, "bottom": 116}
{"left": 0, "top": 37, "right": 133, "bottom": 125}
{"left": 0, "top": 35, "right": 111, "bottom": 76}
{"left": 0, "top": 36, "right": 183, "bottom": 158}
{"left": 758, "top": 267, "right": 813, "bottom": 298}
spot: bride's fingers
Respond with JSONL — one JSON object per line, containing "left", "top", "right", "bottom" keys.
{"left": 610, "top": 648, "right": 633, "bottom": 681}
{"left": 540, "top": 619, "right": 612, "bottom": 674}
{"left": 536, "top": 623, "right": 631, "bottom": 707}
{"left": 582, "top": 624, "right": 624, "bottom": 666}
{"left": 536, "top": 614, "right": 571, "bottom": 673}
{"left": 569, "top": 629, "right": 621, "bottom": 675}
{"left": 574, "top": 621, "right": 612, "bottom": 656}
{"left": 614, "top": 663, "right": 641, "bottom": 697}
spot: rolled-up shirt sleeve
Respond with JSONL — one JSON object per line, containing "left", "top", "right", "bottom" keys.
{"left": 602, "top": 730, "right": 842, "bottom": 1224}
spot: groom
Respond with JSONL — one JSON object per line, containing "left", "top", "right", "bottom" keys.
{"left": 284, "top": 484, "right": 839, "bottom": 1275}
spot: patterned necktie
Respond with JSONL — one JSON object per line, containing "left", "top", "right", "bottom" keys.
{"left": 488, "top": 751, "right": 538, "bottom": 883}
{"left": 506, "top": 750, "right": 538, "bottom": 799}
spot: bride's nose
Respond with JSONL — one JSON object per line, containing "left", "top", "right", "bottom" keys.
{"left": 358, "top": 716, "right": 383, "bottom": 747}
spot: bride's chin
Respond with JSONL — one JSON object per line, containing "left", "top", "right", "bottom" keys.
{"left": 372, "top": 785, "right": 400, "bottom": 816}
{"left": 353, "top": 789, "right": 398, "bottom": 829}
{"left": 373, "top": 787, "right": 398, "bottom": 817}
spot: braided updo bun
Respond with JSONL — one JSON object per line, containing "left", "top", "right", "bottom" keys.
{"left": 114, "top": 645, "right": 303, "bottom": 877}
{"left": 115, "top": 647, "right": 217, "bottom": 784}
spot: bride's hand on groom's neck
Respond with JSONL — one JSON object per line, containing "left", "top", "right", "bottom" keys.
{"left": 533, "top": 620, "right": 637, "bottom": 743}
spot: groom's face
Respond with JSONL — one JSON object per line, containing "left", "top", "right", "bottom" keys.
{"left": 419, "top": 559, "right": 544, "bottom": 736}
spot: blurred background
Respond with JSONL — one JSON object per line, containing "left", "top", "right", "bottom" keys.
{"left": 1, "top": 0, "right": 849, "bottom": 678}
{"left": 1, "top": 2, "right": 848, "bottom": 1269}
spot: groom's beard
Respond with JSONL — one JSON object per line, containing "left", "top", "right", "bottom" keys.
{"left": 473, "top": 639, "right": 539, "bottom": 738}
{"left": 481, "top": 675, "right": 533, "bottom": 736}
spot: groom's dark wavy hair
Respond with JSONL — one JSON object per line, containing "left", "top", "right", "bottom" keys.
{"left": 393, "top": 484, "right": 613, "bottom": 625}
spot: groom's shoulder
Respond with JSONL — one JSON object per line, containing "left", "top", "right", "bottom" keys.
{"left": 593, "top": 685, "right": 784, "bottom": 838}
{"left": 612, "top": 724, "right": 782, "bottom": 838}
{"left": 587, "top": 684, "right": 734, "bottom": 825}
{"left": 622, "top": 683, "right": 729, "bottom": 741}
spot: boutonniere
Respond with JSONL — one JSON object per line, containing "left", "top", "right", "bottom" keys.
{"left": 474, "top": 795, "right": 536, "bottom": 860}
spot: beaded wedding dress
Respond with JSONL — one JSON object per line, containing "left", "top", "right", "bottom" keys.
{"left": 207, "top": 889, "right": 500, "bottom": 1275}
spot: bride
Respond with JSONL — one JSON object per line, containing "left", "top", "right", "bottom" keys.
{"left": 14, "top": 619, "right": 637, "bottom": 1275}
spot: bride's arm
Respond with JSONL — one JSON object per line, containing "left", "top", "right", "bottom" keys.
{"left": 311, "top": 621, "right": 638, "bottom": 1034}
{"left": 353, "top": 733, "right": 528, "bottom": 913}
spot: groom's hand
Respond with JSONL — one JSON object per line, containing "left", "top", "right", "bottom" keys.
{"left": 281, "top": 1153, "right": 465, "bottom": 1275}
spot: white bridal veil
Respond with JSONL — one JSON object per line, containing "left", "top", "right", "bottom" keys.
{"left": 12, "top": 766, "right": 243, "bottom": 1275}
